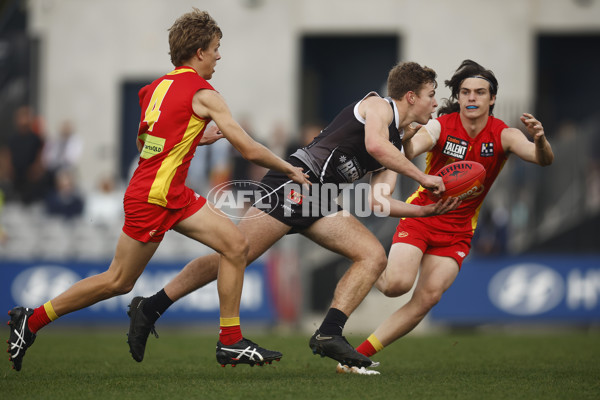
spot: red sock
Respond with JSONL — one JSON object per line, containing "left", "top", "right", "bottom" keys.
{"left": 356, "top": 334, "right": 384, "bottom": 357}
{"left": 219, "top": 325, "right": 243, "bottom": 345}
{"left": 219, "top": 317, "right": 243, "bottom": 345}
{"left": 356, "top": 340, "right": 377, "bottom": 357}
{"left": 27, "top": 302, "right": 57, "bottom": 334}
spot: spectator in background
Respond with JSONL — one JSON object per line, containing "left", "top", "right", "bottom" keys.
{"left": 585, "top": 116, "right": 600, "bottom": 211}
{"left": 267, "top": 121, "right": 290, "bottom": 158}
{"left": 84, "top": 175, "right": 123, "bottom": 227}
{"left": 7, "top": 106, "right": 47, "bottom": 204}
{"left": 43, "top": 119, "right": 83, "bottom": 188}
{"left": 44, "top": 167, "right": 84, "bottom": 219}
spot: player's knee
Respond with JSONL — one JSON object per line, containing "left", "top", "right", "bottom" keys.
{"left": 377, "top": 266, "right": 414, "bottom": 297}
{"left": 114, "top": 281, "right": 135, "bottom": 295}
{"left": 109, "top": 276, "right": 136, "bottom": 295}
{"left": 380, "top": 279, "right": 413, "bottom": 297}
{"left": 99, "top": 272, "right": 136, "bottom": 297}
{"left": 223, "top": 233, "right": 249, "bottom": 265}
{"left": 366, "top": 247, "right": 387, "bottom": 274}
{"left": 419, "top": 290, "right": 443, "bottom": 311}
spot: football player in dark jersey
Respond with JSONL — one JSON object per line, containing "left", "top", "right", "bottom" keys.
{"left": 128, "top": 61, "right": 460, "bottom": 369}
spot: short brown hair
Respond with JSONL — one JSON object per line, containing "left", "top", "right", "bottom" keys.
{"left": 387, "top": 62, "right": 437, "bottom": 100}
{"left": 168, "top": 9, "right": 223, "bottom": 67}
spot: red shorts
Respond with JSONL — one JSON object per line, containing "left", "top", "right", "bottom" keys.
{"left": 122, "top": 194, "right": 207, "bottom": 243}
{"left": 392, "top": 218, "right": 473, "bottom": 268}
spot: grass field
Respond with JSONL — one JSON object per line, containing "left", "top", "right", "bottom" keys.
{"left": 1, "top": 328, "right": 599, "bottom": 399}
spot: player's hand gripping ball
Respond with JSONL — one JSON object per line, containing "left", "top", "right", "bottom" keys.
{"left": 428, "top": 161, "right": 486, "bottom": 201}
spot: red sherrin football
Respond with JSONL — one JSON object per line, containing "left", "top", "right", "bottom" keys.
{"left": 429, "top": 161, "right": 486, "bottom": 201}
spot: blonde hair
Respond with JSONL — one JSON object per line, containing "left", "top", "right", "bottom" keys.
{"left": 168, "top": 8, "right": 222, "bottom": 66}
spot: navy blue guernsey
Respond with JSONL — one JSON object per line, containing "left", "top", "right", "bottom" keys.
{"left": 291, "top": 92, "right": 404, "bottom": 184}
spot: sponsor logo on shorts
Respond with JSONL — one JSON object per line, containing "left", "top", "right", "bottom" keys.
{"left": 397, "top": 231, "right": 409, "bottom": 238}
{"left": 456, "top": 251, "right": 466, "bottom": 258}
{"left": 149, "top": 229, "right": 157, "bottom": 237}
{"left": 286, "top": 189, "right": 303, "bottom": 205}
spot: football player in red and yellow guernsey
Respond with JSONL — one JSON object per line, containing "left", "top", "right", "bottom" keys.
{"left": 338, "top": 59, "right": 554, "bottom": 375}
{"left": 6, "top": 8, "right": 309, "bottom": 371}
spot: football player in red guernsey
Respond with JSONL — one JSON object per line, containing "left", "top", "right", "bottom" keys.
{"left": 6, "top": 9, "right": 309, "bottom": 371}
{"left": 339, "top": 59, "right": 554, "bottom": 375}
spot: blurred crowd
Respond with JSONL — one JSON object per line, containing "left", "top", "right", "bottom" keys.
{"left": 0, "top": 104, "right": 323, "bottom": 259}
{"left": 0, "top": 106, "right": 124, "bottom": 253}
{"left": 0, "top": 106, "right": 87, "bottom": 212}
{"left": 1, "top": 104, "right": 598, "bottom": 259}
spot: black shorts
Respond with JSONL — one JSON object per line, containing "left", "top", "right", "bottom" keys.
{"left": 254, "top": 158, "right": 342, "bottom": 233}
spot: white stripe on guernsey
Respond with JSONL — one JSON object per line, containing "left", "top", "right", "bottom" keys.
{"left": 390, "top": 97, "right": 400, "bottom": 130}
{"left": 352, "top": 91, "right": 400, "bottom": 130}
{"left": 252, "top": 179, "right": 293, "bottom": 207}
{"left": 353, "top": 91, "right": 380, "bottom": 124}
{"left": 320, "top": 147, "right": 339, "bottom": 183}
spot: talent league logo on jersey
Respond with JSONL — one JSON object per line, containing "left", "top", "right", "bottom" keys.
{"left": 442, "top": 136, "right": 468, "bottom": 160}
{"left": 481, "top": 142, "right": 494, "bottom": 157}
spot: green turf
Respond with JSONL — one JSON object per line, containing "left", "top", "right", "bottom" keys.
{"left": 1, "top": 328, "right": 599, "bottom": 399}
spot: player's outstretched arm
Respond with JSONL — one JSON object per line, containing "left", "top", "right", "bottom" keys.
{"left": 193, "top": 89, "right": 309, "bottom": 186}
{"left": 503, "top": 113, "right": 554, "bottom": 166}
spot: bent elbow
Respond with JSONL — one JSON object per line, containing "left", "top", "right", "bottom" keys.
{"left": 366, "top": 141, "right": 386, "bottom": 162}
{"left": 239, "top": 145, "right": 262, "bottom": 163}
